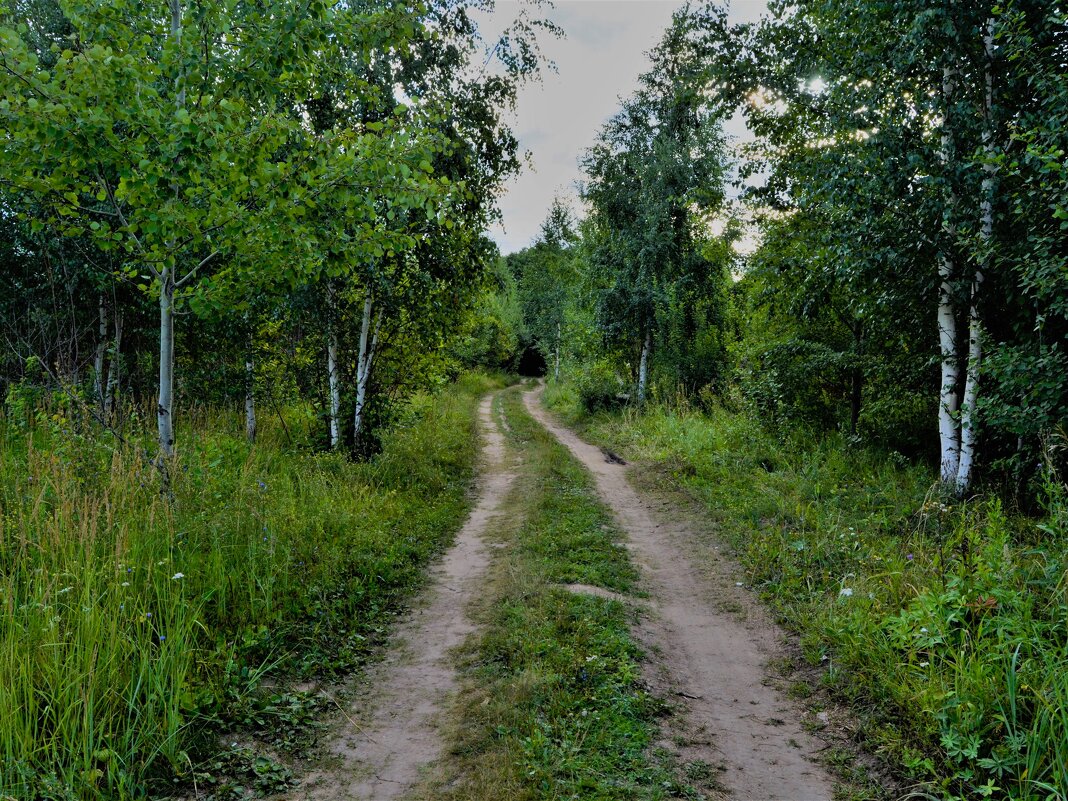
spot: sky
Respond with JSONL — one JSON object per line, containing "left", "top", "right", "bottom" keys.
{"left": 481, "top": 0, "right": 770, "bottom": 255}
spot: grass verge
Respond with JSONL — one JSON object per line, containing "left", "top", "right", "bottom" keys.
{"left": 0, "top": 372, "right": 502, "bottom": 800}
{"left": 422, "top": 384, "right": 697, "bottom": 801}
{"left": 543, "top": 381, "right": 1068, "bottom": 801}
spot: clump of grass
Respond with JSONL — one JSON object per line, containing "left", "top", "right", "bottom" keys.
{"left": 427, "top": 387, "right": 687, "bottom": 801}
{"left": 0, "top": 372, "right": 501, "bottom": 799}
{"left": 545, "top": 385, "right": 1068, "bottom": 801}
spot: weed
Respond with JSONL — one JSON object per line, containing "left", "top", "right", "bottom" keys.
{"left": 426, "top": 386, "right": 692, "bottom": 800}
{"left": 544, "top": 384, "right": 1068, "bottom": 801}
{"left": 0, "top": 373, "right": 502, "bottom": 798}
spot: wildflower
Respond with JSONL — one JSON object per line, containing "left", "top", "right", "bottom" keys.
{"left": 121, "top": 581, "right": 130, "bottom": 587}
{"left": 258, "top": 480, "right": 267, "bottom": 490}
{"left": 145, "top": 612, "right": 152, "bottom": 618}
{"left": 159, "top": 636, "right": 166, "bottom": 642}
{"left": 172, "top": 573, "right": 184, "bottom": 580}
{"left": 906, "top": 553, "right": 914, "bottom": 561}
{"left": 919, "top": 661, "right": 929, "bottom": 667}
{"left": 839, "top": 587, "right": 853, "bottom": 597}
{"left": 919, "top": 627, "right": 928, "bottom": 634}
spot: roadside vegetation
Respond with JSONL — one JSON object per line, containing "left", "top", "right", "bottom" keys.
{"left": 422, "top": 386, "right": 703, "bottom": 801}
{"left": 495, "top": 2, "right": 1068, "bottom": 798}
{"left": 544, "top": 383, "right": 1068, "bottom": 800}
{"left": 0, "top": 373, "right": 500, "bottom": 798}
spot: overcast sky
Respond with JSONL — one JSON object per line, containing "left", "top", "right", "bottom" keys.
{"left": 481, "top": 0, "right": 769, "bottom": 255}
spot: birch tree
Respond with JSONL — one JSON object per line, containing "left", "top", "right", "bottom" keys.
{"left": 582, "top": 4, "right": 731, "bottom": 402}
{"left": 0, "top": 0, "right": 336, "bottom": 456}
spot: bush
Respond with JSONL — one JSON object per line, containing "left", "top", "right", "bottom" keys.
{"left": 573, "top": 360, "right": 626, "bottom": 413}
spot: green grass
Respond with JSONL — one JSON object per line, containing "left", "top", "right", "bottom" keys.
{"left": 544, "top": 381, "right": 1068, "bottom": 801}
{"left": 424, "top": 385, "right": 693, "bottom": 801}
{"left": 0, "top": 372, "right": 502, "bottom": 800}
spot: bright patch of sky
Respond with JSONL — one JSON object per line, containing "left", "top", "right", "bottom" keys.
{"left": 480, "top": 0, "right": 769, "bottom": 255}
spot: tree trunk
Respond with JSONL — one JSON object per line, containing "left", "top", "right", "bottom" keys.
{"left": 937, "top": 64, "right": 961, "bottom": 484}
{"left": 94, "top": 294, "right": 107, "bottom": 411}
{"left": 158, "top": 270, "right": 176, "bottom": 458}
{"left": 157, "top": 0, "right": 183, "bottom": 460}
{"left": 637, "top": 327, "right": 650, "bottom": 404}
{"left": 353, "top": 293, "right": 381, "bottom": 440}
{"left": 850, "top": 368, "right": 862, "bottom": 437}
{"left": 554, "top": 321, "right": 561, "bottom": 381}
{"left": 104, "top": 309, "right": 122, "bottom": 420}
{"left": 245, "top": 354, "right": 256, "bottom": 443}
{"left": 957, "top": 18, "right": 997, "bottom": 494}
{"left": 327, "top": 328, "right": 341, "bottom": 449}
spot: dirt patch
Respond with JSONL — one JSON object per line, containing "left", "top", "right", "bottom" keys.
{"left": 294, "top": 393, "right": 515, "bottom": 800}
{"left": 524, "top": 387, "right": 838, "bottom": 801}
{"left": 558, "top": 582, "right": 635, "bottom": 605}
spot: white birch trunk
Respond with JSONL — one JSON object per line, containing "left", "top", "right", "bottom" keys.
{"left": 554, "top": 321, "right": 561, "bottom": 382}
{"left": 353, "top": 293, "right": 381, "bottom": 439}
{"left": 94, "top": 295, "right": 107, "bottom": 411}
{"left": 937, "top": 65, "right": 961, "bottom": 484}
{"left": 158, "top": 270, "right": 176, "bottom": 457}
{"left": 157, "top": 0, "right": 182, "bottom": 459}
{"left": 327, "top": 329, "right": 341, "bottom": 449}
{"left": 637, "top": 328, "right": 650, "bottom": 404}
{"left": 245, "top": 355, "right": 256, "bottom": 443}
{"left": 104, "top": 310, "right": 122, "bottom": 419}
{"left": 956, "top": 19, "right": 997, "bottom": 493}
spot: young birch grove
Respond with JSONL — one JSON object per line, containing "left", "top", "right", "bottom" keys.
{"left": 3, "top": 0, "right": 1068, "bottom": 799}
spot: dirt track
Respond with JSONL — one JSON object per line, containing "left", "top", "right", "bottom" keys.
{"left": 294, "top": 387, "right": 839, "bottom": 800}
{"left": 295, "top": 393, "right": 514, "bottom": 800}
{"left": 524, "top": 386, "right": 836, "bottom": 801}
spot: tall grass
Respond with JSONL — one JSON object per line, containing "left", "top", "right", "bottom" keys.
{"left": 545, "top": 382, "right": 1068, "bottom": 801}
{"left": 0, "top": 372, "right": 500, "bottom": 799}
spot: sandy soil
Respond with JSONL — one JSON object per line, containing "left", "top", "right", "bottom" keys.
{"left": 295, "top": 393, "right": 514, "bottom": 801}
{"left": 524, "top": 386, "right": 837, "bottom": 801}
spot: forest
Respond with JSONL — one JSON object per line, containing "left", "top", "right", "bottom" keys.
{"left": 1, "top": 1, "right": 1067, "bottom": 800}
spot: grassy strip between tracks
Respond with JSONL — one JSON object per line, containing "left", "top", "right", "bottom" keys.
{"left": 544, "top": 380, "right": 1068, "bottom": 801}
{"left": 422, "top": 384, "right": 705, "bottom": 801}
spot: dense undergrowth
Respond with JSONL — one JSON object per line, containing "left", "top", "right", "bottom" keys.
{"left": 426, "top": 386, "right": 704, "bottom": 801}
{"left": 544, "top": 382, "right": 1068, "bottom": 801}
{"left": 0, "top": 372, "right": 501, "bottom": 800}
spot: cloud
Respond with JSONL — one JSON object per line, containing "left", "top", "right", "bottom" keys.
{"left": 481, "top": 0, "right": 769, "bottom": 255}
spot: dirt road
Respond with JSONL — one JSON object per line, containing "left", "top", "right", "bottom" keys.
{"left": 524, "top": 386, "right": 837, "bottom": 801}
{"left": 296, "top": 393, "right": 514, "bottom": 801}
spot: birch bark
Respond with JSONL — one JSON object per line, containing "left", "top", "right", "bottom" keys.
{"left": 157, "top": 0, "right": 183, "bottom": 458}
{"left": 327, "top": 329, "right": 341, "bottom": 448}
{"left": 937, "top": 64, "right": 961, "bottom": 483}
{"left": 158, "top": 268, "right": 176, "bottom": 457}
{"left": 94, "top": 295, "right": 107, "bottom": 411}
{"left": 104, "top": 310, "right": 122, "bottom": 419}
{"left": 554, "top": 322, "right": 561, "bottom": 381}
{"left": 245, "top": 354, "right": 256, "bottom": 443}
{"left": 957, "top": 18, "right": 997, "bottom": 493}
{"left": 637, "top": 327, "right": 650, "bottom": 404}
{"left": 353, "top": 293, "right": 381, "bottom": 439}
